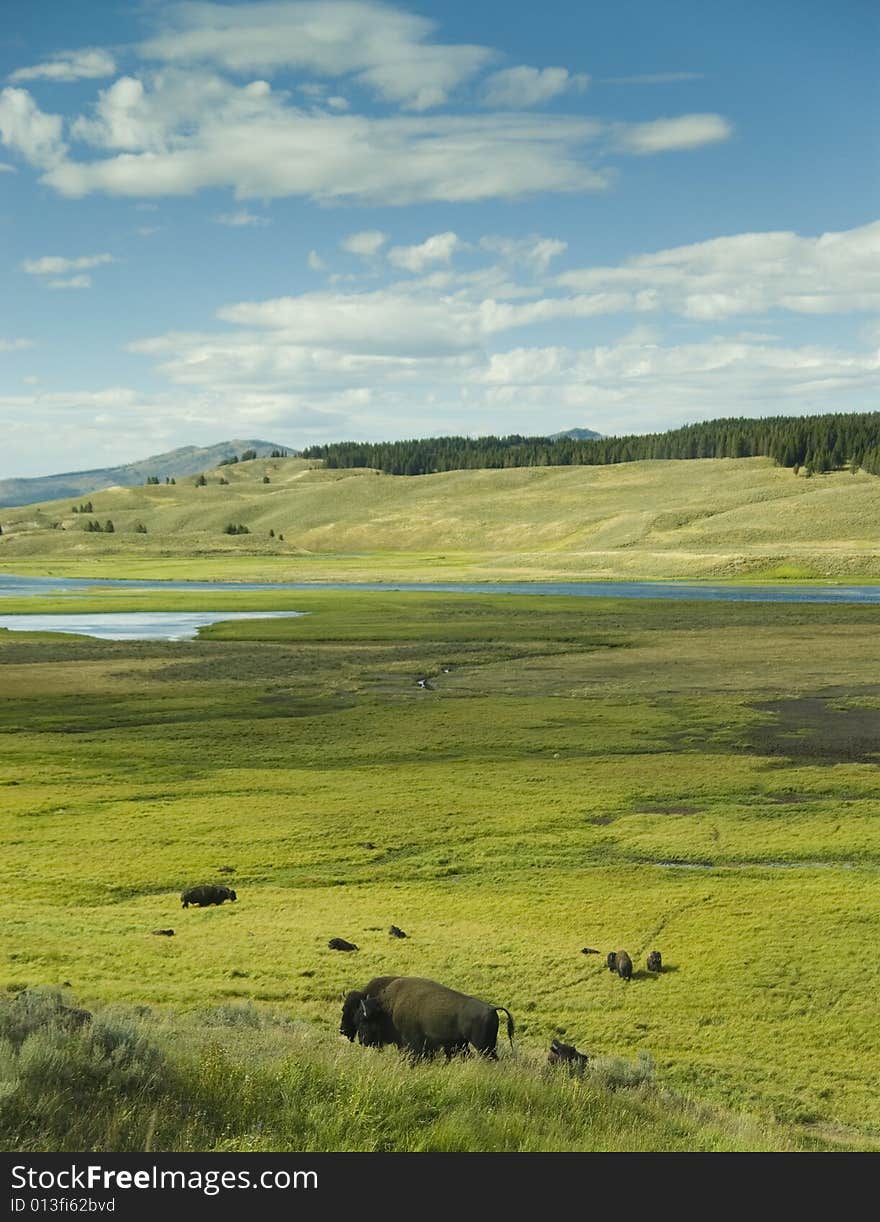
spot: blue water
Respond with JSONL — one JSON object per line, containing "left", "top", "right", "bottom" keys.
{"left": 2, "top": 573, "right": 880, "bottom": 604}
{"left": 0, "top": 610, "right": 305, "bottom": 641}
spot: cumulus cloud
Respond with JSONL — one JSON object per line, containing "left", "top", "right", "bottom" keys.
{"left": 0, "top": 88, "right": 66, "bottom": 168}
{"left": 341, "top": 230, "right": 388, "bottom": 256}
{"left": 616, "top": 113, "right": 732, "bottom": 153}
{"left": 10, "top": 48, "right": 117, "bottom": 83}
{"left": 307, "top": 250, "right": 326, "bottom": 271}
{"left": 137, "top": 0, "right": 492, "bottom": 111}
{"left": 481, "top": 66, "right": 589, "bottom": 109}
{"left": 0, "top": 338, "right": 33, "bottom": 352}
{"left": 388, "top": 231, "right": 462, "bottom": 272}
{"left": 556, "top": 220, "right": 880, "bottom": 319}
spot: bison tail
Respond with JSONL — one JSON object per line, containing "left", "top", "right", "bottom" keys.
{"left": 494, "top": 1006, "right": 515, "bottom": 1050}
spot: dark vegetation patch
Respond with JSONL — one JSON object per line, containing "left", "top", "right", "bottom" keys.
{"left": 634, "top": 805, "right": 701, "bottom": 816}
{"left": 747, "top": 695, "right": 880, "bottom": 763}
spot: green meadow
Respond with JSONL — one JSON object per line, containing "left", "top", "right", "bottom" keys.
{"left": 2, "top": 588, "right": 879, "bottom": 1150}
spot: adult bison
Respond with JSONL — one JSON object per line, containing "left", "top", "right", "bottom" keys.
{"left": 646, "top": 950, "right": 663, "bottom": 973}
{"left": 340, "top": 976, "right": 400, "bottom": 1042}
{"left": 354, "top": 976, "right": 515, "bottom": 1060}
{"left": 615, "top": 950, "right": 633, "bottom": 980}
{"left": 606, "top": 951, "right": 618, "bottom": 973}
{"left": 180, "top": 884, "right": 236, "bottom": 908}
{"left": 547, "top": 1039, "right": 589, "bottom": 1073}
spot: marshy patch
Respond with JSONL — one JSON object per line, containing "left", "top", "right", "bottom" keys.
{"left": 747, "top": 695, "right": 880, "bottom": 763}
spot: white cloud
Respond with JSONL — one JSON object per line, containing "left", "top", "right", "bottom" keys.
{"left": 0, "top": 88, "right": 66, "bottom": 168}
{"left": 307, "top": 250, "right": 326, "bottom": 271}
{"left": 602, "top": 73, "right": 705, "bottom": 85}
{"left": 388, "top": 231, "right": 462, "bottom": 272}
{"left": 0, "top": 161, "right": 16, "bottom": 173}
{"left": 137, "top": 0, "right": 493, "bottom": 111}
{"left": 10, "top": 48, "right": 117, "bottom": 83}
{"left": 22, "top": 253, "right": 115, "bottom": 276}
{"left": 479, "top": 235, "right": 567, "bottom": 273}
{"left": 215, "top": 209, "right": 271, "bottom": 226}
{"left": 47, "top": 275, "right": 93, "bottom": 290}
{"left": 617, "top": 113, "right": 732, "bottom": 154}
{"left": 46, "top": 101, "right": 608, "bottom": 202}
{"left": 557, "top": 220, "right": 880, "bottom": 319}
{"left": 0, "top": 338, "right": 33, "bottom": 352}
{"left": 341, "top": 230, "right": 388, "bottom": 256}
{"left": 481, "top": 66, "right": 588, "bottom": 109}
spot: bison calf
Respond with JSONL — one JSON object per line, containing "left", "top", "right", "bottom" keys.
{"left": 547, "top": 1038, "right": 589, "bottom": 1073}
{"left": 181, "top": 884, "right": 236, "bottom": 908}
{"left": 328, "top": 937, "right": 358, "bottom": 952}
{"left": 646, "top": 950, "right": 663, "bottom": 973}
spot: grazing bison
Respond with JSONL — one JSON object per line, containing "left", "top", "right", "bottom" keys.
{"left": 151, "top": 928, "right": 175, "bottom": 937}
{"left": 181, "top": 884, "right": 236, "bottom": 908}
{"left": 646, "top": 950, "right": 662, "bottom": 973}
{"left": 606, "top": 951, "right": 618, "bottom": 973}
{"left": 328, "top": 937, "right": 358, "bottom": 952}
{"left": 340, "top": 976, "right": 399, "bottom": 1041}
{"left": 615, "top": 950, "right": 633, "bottom": 980}
{"left": 580, "top": 947, "right": 599, "bottom": 955}
{"left": 354, "top": 976, "right": 515, "bottom": 1060}
{"left": 388, "top": 925, "right": 407, "bottom": 939}
{"left": 547, "top": 1038, "right": 589, "bottom": 1072}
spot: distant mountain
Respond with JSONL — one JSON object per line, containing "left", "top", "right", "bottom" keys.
{"left": 0, "top": 440, "right": 290, "bottom": 509}
{"left": 546, "top": 427, "right": 603, "bottom": 441}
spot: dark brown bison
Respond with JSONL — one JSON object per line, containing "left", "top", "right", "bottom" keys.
{"left": 547, "top": 1039, "right": 589, "bottom": 1072}
{"left": 606, "top": 951, "right": 618, "bottom": 973}
{"left": 151, "top": 928, "right": 175, "bottom": 936}
{"left": 615, "top": 950, "right": 633, "bottom": 980}
{"left": 580, "top": 947, "right": 600, "bottom": 955}
{"left": 328, "top": 937, "right": 358, "bottom": 952}
{"left": 646, "top": 950, "right": 662, "bottom": 972}
{"left": 354, "top": 976, "right": 515, "bottom": 1060}
{"left": 181, "top": 884, "right": 236, "bottom": 908}
{"left": 340, "top": 976, "right": 399, "bottom": 1041}
{"left": 388, "top": 925, "right": 407, "bottom": 939}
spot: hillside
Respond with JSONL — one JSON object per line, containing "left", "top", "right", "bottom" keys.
{"left": 0, "top": 439, "right": 288, "bottom": 509}
{"left": 547, "top": 427, "right": 603, "bottom": 440}
{"left": 2, "top": 453, "right": 880, "bottom": 582}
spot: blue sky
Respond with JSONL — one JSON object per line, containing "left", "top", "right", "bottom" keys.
{"left": 0, "top": 0, "right": 877, "bottom": 476}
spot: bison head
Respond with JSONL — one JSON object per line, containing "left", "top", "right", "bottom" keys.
{"left": 340, "top": 990, "right": 365, "bottom": 1041}
{"left": 548, "top": 1039, "right": 589, "bottom": 1072}
{"left": 355, "top": 995, "right": 387, "bottom": 1047}
{"left": 228, "top": 889, "right": 237, "bottom": 901}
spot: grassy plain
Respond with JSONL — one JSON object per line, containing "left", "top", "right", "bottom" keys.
{"left": 2, "top": 589, "right": 880, "bottom": 1150}
{"left": 4, "top": 454, "right": 880, "bottom": 582}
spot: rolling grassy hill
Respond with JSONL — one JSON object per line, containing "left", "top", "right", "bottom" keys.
{"left": 0, "top": 439, "right": 287, "bottom": 509}
{"left": 2, "top": 452, "right": 880, "bottom": 582}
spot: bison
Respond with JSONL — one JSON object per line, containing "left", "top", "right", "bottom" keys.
{"left": 646, "top": 950, "right": 662, "bottom": 973}
{"left": 181, "top": 884, "right": 236, "bottom": 908}
{"left": 151, "top": 928, "right": 175, "bottom": 937}
{"left": 580, "top": 947, "right": 599, "bottom": 955}
{"left": 354, "top": 976, "right": 515, "bottom": 1060}
{"left": 388, "top": 925, "right": 407, "bottom": 939}
{"left": 615, "top": 950, "right": 633, "bottom": 980}
{"left": 547, "top": 1039, "right": 589, "bottom": 1073}
{"left": 606, "top": 951, "right": 618, "bottom": 973}
{"left": 340, "top": 976, "right": 400, "bottom": 1041}
{"left": 328, "top": 937, "right": 358, "bottom": 952}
